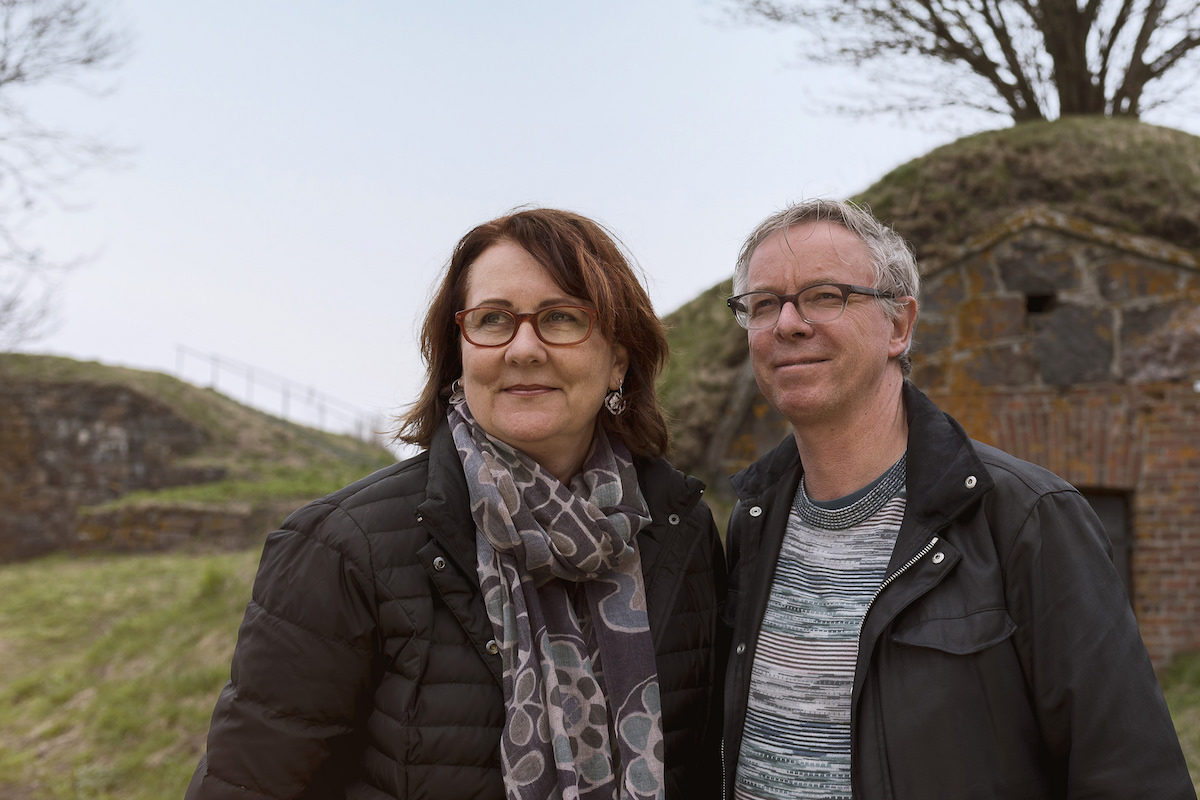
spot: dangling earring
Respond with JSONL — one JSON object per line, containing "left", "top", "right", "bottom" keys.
{"left": 448, "top": 378, "right": 465, "bottom": 404}
{"left": 604, "top": 385, "right": 627, "bottom": 416}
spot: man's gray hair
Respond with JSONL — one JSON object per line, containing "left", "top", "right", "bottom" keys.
{"left": 732, "top": 198, "right": 921, "bottom": 374}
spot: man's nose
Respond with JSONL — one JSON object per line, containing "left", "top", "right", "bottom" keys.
{"left": 774, "top": 297, "right": 812, "bottom": 335}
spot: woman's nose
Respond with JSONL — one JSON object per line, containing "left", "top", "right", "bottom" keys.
{"left": 505, "top": 318, "right": 547, "bottom": 361}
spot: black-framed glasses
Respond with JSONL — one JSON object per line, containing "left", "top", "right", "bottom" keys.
{"left": 455, "top": 305, "right": 598, "bottom": 347}
{"left": 726, "top": 283, "right": 896, "bottom": 330}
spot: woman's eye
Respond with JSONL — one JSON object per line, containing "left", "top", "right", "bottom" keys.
{"left": 478, "top": 311, "right": 510, "bottom": 327}
{"left": 542, "top": 308, "right": 585, "bottom": 325}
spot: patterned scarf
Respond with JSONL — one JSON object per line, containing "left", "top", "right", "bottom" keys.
{"left": 447, "top": 396, "right": 665, "bottom": 800}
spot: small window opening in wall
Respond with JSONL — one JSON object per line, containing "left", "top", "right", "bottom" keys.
{"left": 1025, "top": 292, "right": 1058, "bottom": 313}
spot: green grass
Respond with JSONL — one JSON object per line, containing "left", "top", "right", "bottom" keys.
{"left": 87, "top": 461, "right": 382, "bottom": 510}
{"left": 0, "top": 550, "right": 259, "bottom": 800}
{"left": 1163, "top": 650, "right": 1200, "bottom": 792}
{"left": 0, "top": 549, "right": 1196, "bottom": 797}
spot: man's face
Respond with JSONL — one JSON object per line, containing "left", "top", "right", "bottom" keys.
{"left": 744, "top": 221, "right": 911, "bottom": 429}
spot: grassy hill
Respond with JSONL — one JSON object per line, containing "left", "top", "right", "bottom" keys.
{"left": 0, "top": 548, "right": 1196, "bottom": 798}
{"left": 859, "top": 116, "right": 1200, "bottom": 268}
{"left": 1, "top": 352, "right": 394, "bottom": 515}
{"left": 0, "top": 354, "right": 400, "bottom": 796}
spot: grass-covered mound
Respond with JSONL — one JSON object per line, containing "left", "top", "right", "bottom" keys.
{"left": 862, "top": 117, "right": 1200, "bottom": 267}
{"left": 0, "top": 352, "right": 394, "bottom": 515}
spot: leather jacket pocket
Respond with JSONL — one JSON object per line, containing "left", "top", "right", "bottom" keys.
{"left": 890, "top": 608, "right": 1016, "bottom": 655}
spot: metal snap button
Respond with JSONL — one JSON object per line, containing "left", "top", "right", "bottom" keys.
{"left": 432, "top": 556, "right": 447, "bottom": 571}
{"left": 736, "top": 643, "right": 746, "bottom": 655}
{"left": 748, "top": 506, "right": 763, "bottom": 517}
{"left": 964, "top": 475, "right": 978, "bottom": 489}
{"left": 486, "top": 639, "right": 500, "bottom": 655}
{"left": 668, "top": 513, "right": 681, "bottom": 525}
{"left": 932, "top": 552, "right": 945, "bottom": 564}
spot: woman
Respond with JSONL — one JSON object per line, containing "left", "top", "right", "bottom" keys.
{"left": 186, "top": 208, "right": 726, "bottom": 800}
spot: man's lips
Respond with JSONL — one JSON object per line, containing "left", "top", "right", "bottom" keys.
{"left": 774, "top": 357, "right": 829, "bottom": 368}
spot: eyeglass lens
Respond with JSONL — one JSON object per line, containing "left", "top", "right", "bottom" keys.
{"left": 458, "top": 306, "right": 594, "bottom": 346}
{"left": 735, "top": 284, "right": 849, "bottom": 328}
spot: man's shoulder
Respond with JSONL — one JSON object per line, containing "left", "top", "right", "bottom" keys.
{"left": 971, "top": 440, "right": 1078, "bottom": 498}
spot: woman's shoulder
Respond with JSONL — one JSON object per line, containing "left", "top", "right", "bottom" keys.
{"left": 634, "top": 453, "right": 700, "bottom": 493}
{"left": 328, "top": 449, "right": 432, "bottom": 508}
{"left": 634, "top": 454, "right": 707, "bottom": 516}
{"left": 277, "top": 450, "right": 435, "bottom": 545}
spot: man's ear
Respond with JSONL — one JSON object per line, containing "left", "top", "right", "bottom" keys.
{"left": 888, "top": 297, "right": 918, "bottom": 359}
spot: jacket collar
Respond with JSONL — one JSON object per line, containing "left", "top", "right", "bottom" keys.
{"left": 729, "top": 433, "right": 801, "bottom": 502}
{"left": 900, "top": 381, "right": 993, "bottom": 536}
{"left": 728, "top": 382, "right": 993, "bottom": 533}
{"left": 415, "top": 422, "right": 479, "bottom": 578}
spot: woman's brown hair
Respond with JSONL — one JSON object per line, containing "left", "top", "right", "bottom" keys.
{"left": 394, "top": 208, "right": 670, "bottom": 457}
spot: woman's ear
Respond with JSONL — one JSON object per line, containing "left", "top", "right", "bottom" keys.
{"left": 610, "top": 343, "right": 629, "bottom": 390}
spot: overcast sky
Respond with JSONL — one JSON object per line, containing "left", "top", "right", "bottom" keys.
{"left": 18, "top": 0, "right": 1200, "bottom": 452}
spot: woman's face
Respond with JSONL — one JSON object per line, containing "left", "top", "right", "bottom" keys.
{"left": 459, "top": 240, "right": 628, "bottom": 482}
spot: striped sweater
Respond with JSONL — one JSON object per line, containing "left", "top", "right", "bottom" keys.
{"left": 734, "top": 456, "right": 906, "bottom": 800}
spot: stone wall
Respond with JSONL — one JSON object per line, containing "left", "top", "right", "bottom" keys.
{"left": 0, "top": 380, "right": 223, "bottom": 561}
{"left": 76, "top": 501, "right": 294, "bottom": 555}
{"left": 916, "top": 208, "right": 1200, "bottom": 393}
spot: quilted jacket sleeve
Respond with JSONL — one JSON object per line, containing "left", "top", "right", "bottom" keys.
{"left": 186, "top": 501, "right": 379, "bottom": 800}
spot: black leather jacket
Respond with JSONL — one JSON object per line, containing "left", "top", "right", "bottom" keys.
{"left": 722, "top": 382, "right": 1194, "bottom": 800}
{"left": 187, "top": 422, "right": 726, "bottom": 799}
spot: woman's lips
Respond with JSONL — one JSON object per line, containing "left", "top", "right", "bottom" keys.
{"left": 504, "top": 384, "right": 555, "bottom": 395}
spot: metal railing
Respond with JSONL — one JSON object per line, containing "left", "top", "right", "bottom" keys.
{"left": 174, "top": 345, "right": 384, "bottom": 444}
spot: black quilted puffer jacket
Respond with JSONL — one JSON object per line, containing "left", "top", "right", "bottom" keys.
{"left": 186, "top": 422, "right": 727, "bottom": 799}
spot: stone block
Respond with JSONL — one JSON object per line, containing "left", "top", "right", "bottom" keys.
{"left": 994, "top": 237, "right": 1078, "bottom": 294}
{"left": 1032, "top": 303, "right": 1114, "bottom": 385}
{"left": 956, "top": 295, "right": 1026, "bottom": 346}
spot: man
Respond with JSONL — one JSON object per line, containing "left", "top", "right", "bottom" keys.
{"left": 721, "top": 198, "right": 1195, "bottom": 799}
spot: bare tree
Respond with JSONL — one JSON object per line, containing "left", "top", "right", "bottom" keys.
{"left": 728, "top": 0, "right": 1200, "bottom": 122}
{"left": 0, "top": 0, "right": 128, "bottom": 349}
